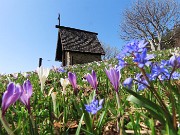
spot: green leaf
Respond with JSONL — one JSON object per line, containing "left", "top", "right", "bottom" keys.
{"left": 73, "top": 100, "right": 82, "bottom": 116}
{"left": 75, "top": 113, "right": 84, "bottom": 135}
{"left": 63, "top": 107, "right": 68, "bottom": 124}
{"left": 149, "top": 118, "right": 155, "bottom": 135}
{"left": 126, "top": 89, "right": 166, "bottom": 124}
{"left": 97, "top": 110, "right": 106, "bottom": 130}
{"left": 81, "top": 128, "right": 95, "bottom": 135}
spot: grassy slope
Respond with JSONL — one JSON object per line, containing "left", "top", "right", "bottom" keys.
{"left": 0, "top": 48, "right": 179, "bottom": 134}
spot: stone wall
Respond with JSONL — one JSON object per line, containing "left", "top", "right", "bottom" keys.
{"left": 64, "top": 51, "right": 102, "bottom": 66}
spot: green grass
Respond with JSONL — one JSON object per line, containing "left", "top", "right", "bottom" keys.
{"left": 0, "top": 48, "right": 179, "bottom": 135}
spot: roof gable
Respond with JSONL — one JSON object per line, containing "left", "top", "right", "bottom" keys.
{"left": 56, "top": 25, "right": 105, "bottom": 54}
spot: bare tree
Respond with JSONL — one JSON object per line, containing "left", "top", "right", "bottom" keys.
{"left": 101, "top": 43, "right": 120, "bottom": 60}
{"left": 162, "top": 24, "right": 180, "bottom": 49}
{"left": 120, "top": 0, "right": 180, "bottom": 51}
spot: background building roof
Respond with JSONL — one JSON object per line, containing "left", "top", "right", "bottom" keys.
{"left": 55, "top": 25, "right": 105, "bottom": 57}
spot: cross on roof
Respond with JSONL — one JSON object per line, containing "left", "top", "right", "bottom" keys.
{"left": 58, "top": 13, "right": 60, "bottom": 26}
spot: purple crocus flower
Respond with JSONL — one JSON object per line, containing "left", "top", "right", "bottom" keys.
{"left": 133, "top": 48, "right": 155, "bottom": 68}
{"left": 169, "top": 55, "right": 180, "bottom": 69}
{"left": 19, "top": 80, "right": 33, "bottom": 113}
{"left": 105, "top": 67, "right": 121, "bottom": 93}
{"left": 85, "top": 70, "right": 98, "bottom": 92}
{"left": 123, "top": 77, "right": 133, "bottom": 89}
{"left": 1, "top": 82, "right": 23, "bottom": 116}
{"left": 85, "top": 97, "right": 103, "bottom": 115}
{"left": 68, "top": 72, "right": 78, "bottom": 95}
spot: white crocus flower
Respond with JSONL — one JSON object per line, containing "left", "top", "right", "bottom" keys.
{"left": 37, "top": 66, "right": 50, "bottom": 93}
{"left": 171, "top": 49, "right": 180, "bottom": 56}
{"left": 51, "top": 92, "right": 57, "bottom": 116}
{"left": 0, "top": 72, "right": 5, "bottom": 76}
{"left": 60, "top": 78, "right": 69, "bottom": 95}
{"left": 12, "top": 73, "right": 18, "bottom": 79}
{"left": 22, "top": 72, "right": 29, "bottom": 78}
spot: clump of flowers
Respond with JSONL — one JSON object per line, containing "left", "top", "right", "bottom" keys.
{"left": 52, "top": 66, "right": 66, "bottom": 73}
{"left": 0, "top": 80, "right": 33, "bottom": 134}
{"left": 1, "top": 80, "right": 33, "bottom": 113}
{"left": 1, "top": 82, "right": 23, "bottom": 116}
{"left": 117, "top": 40, "right": 180, "bottom": 134}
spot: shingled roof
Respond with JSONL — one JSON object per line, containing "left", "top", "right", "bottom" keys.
{"left": 55, "top": 25, "right": 105, "bottom": 61}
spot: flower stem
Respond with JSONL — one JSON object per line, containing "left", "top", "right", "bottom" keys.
{"left": 140, "top": 68, "right": 169, "bottom": 113}
{"left": 116, "top": 92, "right": 121, "bottom": 109}
{"left": 29, "top": 114, "right": 36, "bottom": 135}
{"left": 0, "top": 110, "right": 14, "bottom": 135}
{"left": 116, "top": 92, "right": 121, "bottom": 133}
{"left": 92, "top": 114, "right": 96, "bottom": 133}
{"left": 168, "top": 66, "right": 176, "bottom": 83}
{"left": 140, "top": 68, "right": 177, "bottom": 134}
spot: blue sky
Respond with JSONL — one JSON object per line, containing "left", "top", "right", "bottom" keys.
{"left": 0, "top": 0, "right": 133, "bottom": 74}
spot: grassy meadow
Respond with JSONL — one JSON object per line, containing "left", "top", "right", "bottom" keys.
{"left": 0, "top": 47, "right": 179, "bottom": 135}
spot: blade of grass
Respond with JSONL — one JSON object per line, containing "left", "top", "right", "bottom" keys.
{"left": 75, "top": 113, "right": 84, "bottom": 135}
